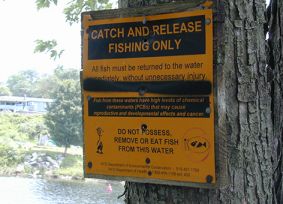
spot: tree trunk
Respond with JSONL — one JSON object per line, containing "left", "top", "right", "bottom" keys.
{"left": 118, "top": 0, "right": 278, "bottom": 203}
{"left": 64, "top": 146, "right": 68, "bottom": 156}
{"left": 267, "top": 0, "right": 283, "bottom": 203}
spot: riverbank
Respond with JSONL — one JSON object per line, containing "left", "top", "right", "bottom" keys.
{"left": 0, "top": 144, "right": 84, "bottom": 180}
{"left": 0, "top": 113, "right": 84, "bottom": 180}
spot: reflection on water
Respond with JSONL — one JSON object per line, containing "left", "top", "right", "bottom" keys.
{"left": 0, "top": 177, "right": 125, "bottom": 204}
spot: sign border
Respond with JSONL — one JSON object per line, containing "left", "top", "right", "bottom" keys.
{"left": 81, "top": 2, "right": 228, "bottom": 189}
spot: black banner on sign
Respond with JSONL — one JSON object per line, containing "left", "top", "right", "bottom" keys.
{"left": 88, "top": 97, "right": 210, "bottom": 118}
{"left": 87, "top": 15, "right": 205, "bottom": 60}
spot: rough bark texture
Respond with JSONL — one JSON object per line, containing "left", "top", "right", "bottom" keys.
{"left": 118, "top": 0, "right": 277, "bottom": 203}
{"left": 267, "top": 0, "right": 283, "bottom": 203}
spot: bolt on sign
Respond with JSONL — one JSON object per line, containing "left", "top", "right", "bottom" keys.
{"left": 82, "top": 8, "right": 215, "bottom": 187}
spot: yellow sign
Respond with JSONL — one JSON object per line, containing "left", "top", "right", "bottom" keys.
{"left": 82, "top": 9, "right": 215, "bottom": 185}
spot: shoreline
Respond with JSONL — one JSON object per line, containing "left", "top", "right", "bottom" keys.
{"left": 0, "top": 168, "right": 84, "bottom": 181}
{"left": 0, "top": 173, "right": 126, "bottom": 187}
{"left": 0, "top": 145, "right": 85, "bottom": 181}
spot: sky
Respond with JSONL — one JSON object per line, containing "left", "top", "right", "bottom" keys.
{"left": 0, "top": 0, "right": 117, "bottom": 83}
{"left": 0, "top": 0, "right": 270, "bottom": 83}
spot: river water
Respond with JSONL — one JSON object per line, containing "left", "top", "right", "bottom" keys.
{"left": 0, "top": 177, "right": 125, "bottom": 204}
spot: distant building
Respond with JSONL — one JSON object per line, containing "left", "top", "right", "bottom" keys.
{"left": 0, "top": 96, "right": 53, "bottom": 113}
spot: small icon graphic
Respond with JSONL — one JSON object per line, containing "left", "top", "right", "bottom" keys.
{"left": 183, "top": 128, "right": 210, "bottom": 162}
{"left": 184, "top": 136, "right": 209, "bottom": 153}
{"left": 96, "top": 127, "right": 103, "bottom": 154}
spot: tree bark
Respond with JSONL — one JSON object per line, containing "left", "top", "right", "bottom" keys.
{"left": 267, "top": 0, "right": 283, "bottom": 203}
{"left": 118, "top": 0, "right": 277, "bottom": 203}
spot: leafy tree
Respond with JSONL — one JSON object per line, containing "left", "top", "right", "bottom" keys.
{"left": 33, "top": 74, "right": 58, "bottom": 98}
{"left": 44, "top": 70, "right": 82, "bottom": 154}
{"left": 33, "top": 66, "right": 80, "bottom": 98}
{"left": 53, "top": 66, "right": 79, "bottom": 81}
{"left": 5, "top": 69, "right": 58, "bottom": 98}
{"left": 0, "top": 84, "right": 11, "bottom": 96}
{"left": 6, "top": 70, "right": 39, "bottom": 97}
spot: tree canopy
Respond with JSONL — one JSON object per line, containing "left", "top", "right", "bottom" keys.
{"left": 6, "top": 70, "right": 39, "bottom": 97}
{"left": 0, "top": 84, "right": 11, "bottom": 96}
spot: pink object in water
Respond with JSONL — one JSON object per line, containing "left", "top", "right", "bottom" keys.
{"left": 106, "top": 184, "right": 112, "bottom": 193}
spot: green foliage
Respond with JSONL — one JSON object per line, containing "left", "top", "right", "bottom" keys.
{"left": 19, "top": 121, "right": 48, "bottom": 140}
{"left": 0, "top": 113, "right": 45, "bottom": 143}
{"left": 53, "top": 66, "right": 79, "bottom": 81}
{"left": 55, "top": 154, "right": 83, "bottom": 176}
{"left": 35, "top": 66, "right": 80, "bottom": 99}
{"left": 34, "top": 39, "right": 64, "bottom": 61}
{"left": 0, "top": 144, "right": 24, "bottom": 167}
{"left": 64, "top": 0, "right": 112, "bottom": 24}
{"left": 0, "top": 112, "right": 83, "bottom": 177}
{"left": 3, "top": 68, "right": 83, "bottom": 150}
{"left": 97, "top": 0, "right": 112, "bottom": 9}
{"left": 36, "top": 0, "right": 112, "bottom": 24}
{"left": 32, "top": 74, "right": 58, "bottom": 98}
{"left": 64, "top": 0, "right": 91, "bottom": 24}
{"left": 6, "top": 70, "right": 39, "bottom": 97}
{"left": 3, "top": 66, "right": 80, "bottom": 98}
{"left": 0, "top": 84, "right": 11, "bottom": 96}
{"left": 60, "top": 154, "right": 82, "bottom": 168}
{"left": 36, "top": 0, "right": 58, "bottom": 9}
{"left": 45, "top": 68, "right": 82, "bottom": 150}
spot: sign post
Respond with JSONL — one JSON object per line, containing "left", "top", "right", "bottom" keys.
{"left": 82, "top": 8, "right": 215, "bottom": 187}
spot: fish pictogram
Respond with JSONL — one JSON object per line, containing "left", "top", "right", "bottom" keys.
{"left": 184, "top": 136, "right": 209, "bottom": 153}
{"left": 191, "top": 141, "right": 207, "bottom": 148}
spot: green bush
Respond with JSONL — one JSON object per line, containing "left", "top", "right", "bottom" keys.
{"left": 0, "top": 113, "right": 46, "bottom": 143}
{"left": 0, "top": 144, "right": 24, "bottom": 167}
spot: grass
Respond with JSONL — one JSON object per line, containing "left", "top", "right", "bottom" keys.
{"left": 54, "top": 154, "right": 83, "bottom": 177}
